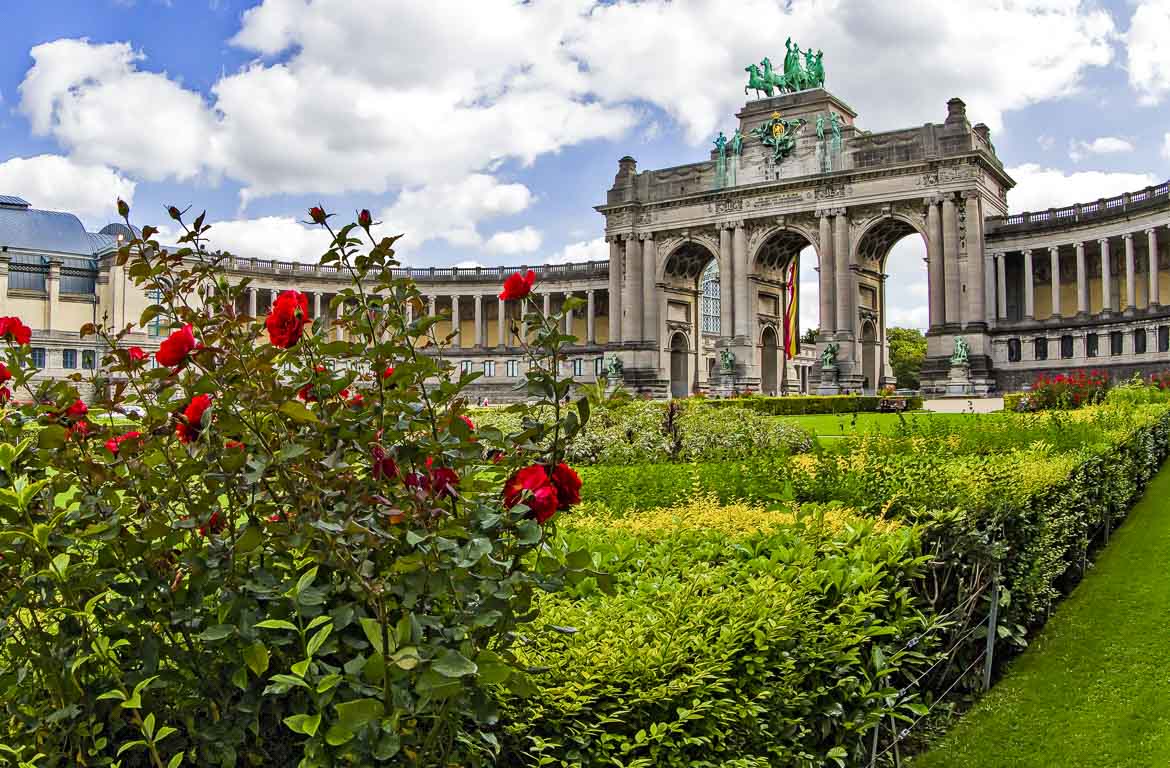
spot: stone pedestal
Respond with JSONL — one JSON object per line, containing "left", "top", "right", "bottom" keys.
{"left": 817, "top": 364, "right": 840, "bottom": 395}
{"left": 945, "top": 362, "right": 974, "bottom": 396}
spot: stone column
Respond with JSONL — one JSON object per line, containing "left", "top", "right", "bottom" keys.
{"left": 926, "top": 198, "right": 944, "bottom": 329}
{"left": 733, "top": 223, "right": 750, "bottom": 339}
{"left": 313, "top": 291, "right": 322, "bottom": 322}
{"left": 995, "top": 253, "right": 1007, "bottom": 319}
{"left": 270, "top": 290, "right": 277, "bottom": 310}
{"left": 335, "top": 301, "right": 345, "bottom": 342}
{"left": 428, "top": 295, "right": 437, "bottom": 317}
{"left": 1124, "top": 233, "right": 1136, "bottom": 313}
{"left": 607, "top": 237, "right": 623, "bottom": 343}
{"left": 248, "top": 287, "right": 258, "bottom": 317}
{"left": 719, "top": 226, "right": 734, "bottom": 336}
{"left": 1022, "top": 249, "right": 1034, "bottom": 320}
{"left": 983, "top": 252, "right": 996, "bottom": 326}
{"left": 622, "top": 235, "right": 642, "bottom": 342}
{"left": 1049, "top": 246, "right": 1061, "bottom": 318}
{"left": 0, "top": 253, "right": 9, "bottom": 303}
{"left": 405, "top": 296, "right": 414, "bottom": 325}
{"left": 564, "top": 295, "right": 575, "bottom": 341}
{"left": 817, "top": 210, "right": 836, "bottom": 334}
{"left": 473, "top": 293, "right": 483, "bottom": 347}
{"left": 542, "top": 291, "right": 551, "bottom": 317}
{"left": 833, "top": 209, "right": 852, "bottom": 340}
{"left": 942, "top": 194, "right": 961, "bottom": 325}
{"left": 1075, "top": 242, "right": 1088, "bottom": 316}
{"left": 964, "top": 191, "right": 986, "bottom": 327}
{"left": 497, "top": 296, "right": 506, "bottom": 349}
{"left": 46, "top": 257, "right": 61, "bottom": 331}
{"left": 1100, "top": 238, "right": 1113, "bottom": 314}
{"left": 642, "top": 234, "right": 657, "bottom": 347}
{"left": 1149, "top": 228, "right": 1160, "bottom": 307}
{"left": 586, "top": 289, "right": 596, "bottom": 343}
{"left": 451, "top": 294, "right": 461, "bottom": 347}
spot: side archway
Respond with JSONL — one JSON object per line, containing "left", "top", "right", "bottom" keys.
{"left": 761, "top": 326, "right": 779, "bottom": 395}
{"left": 669, "top": 332, "right": 689, "bottom": 398}
{"left": 661, "top": 241, "right": 721, "bottom": 393}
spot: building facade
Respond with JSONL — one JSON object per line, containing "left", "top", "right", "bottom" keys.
{"left": 3, "top": 86, "right": 1168, "bottom": 400}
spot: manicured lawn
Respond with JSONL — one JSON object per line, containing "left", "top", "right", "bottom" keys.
{"left": 911, "top": 460, "right": 1170, "bottom": 768}
{"left": 780, "top": 411, "right": 974, "bottom": 438}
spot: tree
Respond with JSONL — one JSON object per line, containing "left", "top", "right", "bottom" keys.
{"left": 888, "top": 327, "right": 926, "bottom": 390}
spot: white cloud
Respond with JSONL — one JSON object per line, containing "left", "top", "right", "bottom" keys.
{"left": 379, "top": 174, "right": 534, "bottom": 252}
{"left": 1068, "top": 136, "right": 1134, "bottom": 162}
{"left": 19, "top": 39, "right": 215, "bottom": 182}
{"left": 887, "top": 304, "right": 929, "bottom": 330}
{"left": 549, "top": 237, "right": 608, "bottom": 264}
{"left": 484, "top": 226, "right": 542, "bottom": 255}
{"left": 1006, "top": 163, "right": 1159, "bottom": 212}
{"left": 1037, "top": 135, "right": 1055, "bottom": 151}
{"left": 180, "top": 215, "right": 334, "bottom": 263}
{"left": 1162, "top": 132, "right": 1170, "bottom": 160}
{"left": 0, "top": 154, "right": 136, "bottom": 227}
{"left": 1126, "top": 0, "right": 1170, "bottom": 105}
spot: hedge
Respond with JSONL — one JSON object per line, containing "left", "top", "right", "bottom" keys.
{"left": 708, "top": 394, "right": 924, "bottom": 415}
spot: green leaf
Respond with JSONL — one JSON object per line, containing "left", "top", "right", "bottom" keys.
{"left": 316, "top": 673, "right": 342, "bottom": 693}
{"left": 291, "top": 659, "right": 311, "bottom": 678}
{"left": 270, "top": 674, "right": 310, "bottom": 689}
{"left": 284, "top": 713, "right": 322, "bottom": 737}
{"left": 243, "top": 642, "right": 269, "bottom": 677}
{"left": 359, "top": 617, "right": 384, "bottom": 654}
{"left": 431, "top": 649, "right": 477, "bottom": 678}
{"left": 198, "top": 625, "right": 236, "bottom": 642}
{"left": 255, "top": 619, "right": 298, "bottom": 632}
{"left": 38, "top": 425, "right": 68, "bottom": 450}
{"left": 279, "top": 400, "right": 319, "bottom": 423}
{"left": 235, "top": 525, "right": 262, "bottom": 554}
{"left": 307, "top": 624, "right": 333, "bottom": 658}
{"left": 50, "top": 552, "right": 70, "bottom": 580}
{"left": 334, "top": 698, "right": 383, "bottom": 732}
{"left": 167, "top": 753, "right": 184, "bottom": 768}
{"left": 295, "top": 566, "right": 319, "bottom": 597}
{"left": 325, "top": 723, "right": 356, "bottom": 746}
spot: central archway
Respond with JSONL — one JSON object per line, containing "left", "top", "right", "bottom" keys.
{"left": 662, "top": 240, "right": 721, "bottom": 393}
{"left": 750, "top": 226, "right": 820, "bottom": 394}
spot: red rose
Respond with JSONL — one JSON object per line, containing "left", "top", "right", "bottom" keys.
{"left": 176, "top": 394, "right": 212, "bottom": 444}
{"left": 167, "top": 205, "right": 182, "bottom": 220}
{"left": 105, "top": 431, "right": 142, "bottom": 455}
{"left": 0, "top": 386, "right": 10, "bottom": 405}
{"left": 499, "top": 270, "right": 536, "bottom": 301}
{"left": 67, "top": 420, "right": 90, "bottom": 441}
{"left": 382, "top": 365, "right": 395, "bottom": 380}
{"left": 430, "top": 466, "right": 460, "bottom": 499}
{"left": 156, "top": 324, "right": 196, "bottom": 367}
{"left": 459, "top": 415, "right": 475, "bottom": 431}
{"left": 358, "top": 209, "right": 373, "bottom": 228}
{"left": 265, "top": 290, "right": 311, "bottom": 349}
{"left": 225, "top": 439, "right": 244, "bottom": 450}
{"left": 0, "top": 363, "right": 10, "bottom": 383}
{"left": 503, "top": 464, "right": 560, "bottom": 523}
{"left": 127, "top": 346, "right": 146, "bottom": 362}
{"left": 551, "top": 463, "right": 581, "bottom": 510}
{"left": 65, "top": 399, "right": 88, "bottom": 419}
{"left": 197, "top": 511, "right": 225, "bottom": 537}
{"left": 371, "top": 444, "right": 398, "bottom": 480}
{"left": 0, "top": 317, "right": 32, "bottom": 345}
{"left": 297, "top": 383, "right": 317, "bottom": 403}
{"left": 308, "top": 206, "right": 327, "bottom": 224}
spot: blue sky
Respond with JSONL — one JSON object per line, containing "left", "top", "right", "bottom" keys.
{"left": 1, "top": 0, "right": 1168, "bottom": 331}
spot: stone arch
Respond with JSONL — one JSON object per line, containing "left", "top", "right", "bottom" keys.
{"left": 760, "top": 325, "right": 780, "bottom": 395}
{"left": 669, "top": 331, "right": 690, "bottom": 398}
{"left": 749, "top": 224, "right": 820, "bottom": 273}
{"left": 852, "top": 214, "right": 928, "bottom": 269}
{"left": 658, "top": 238, "right": 720, "bottom": 284}
{"left": 860, "top": 319, "right": 879, "bottom": 393}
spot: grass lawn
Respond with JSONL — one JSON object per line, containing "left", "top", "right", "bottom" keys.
{"left": 780, "top": 411, "right": 975, "bottom": 438}
{"left": 910, "top": 460, "right": 1170, "bottom": 768}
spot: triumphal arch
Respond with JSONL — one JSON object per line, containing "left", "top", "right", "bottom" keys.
{"left": 597, "top": 51, "right": 1013, "bottom": 396}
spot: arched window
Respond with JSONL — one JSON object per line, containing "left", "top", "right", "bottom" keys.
{"left": 700, "top": 261, "right": 720, "bottom": 334}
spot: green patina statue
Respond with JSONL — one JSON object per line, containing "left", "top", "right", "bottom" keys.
{"left": 750, "top": 110, "right": 805, "bottom": 164}
{"left": 713, "top": 131, "right": 728, "bottom": 189}
{"left": 730, "top": 128, "right": 743, "bottom": 156}
{"left": 605, "top": 354, "right": 624, "bottom": 380}
{"left": 829, "top": 111, "right": 842, "bottom": 155}
{"left": 816, "top": 113, "right": 825, "bottom": 141}
{"left": 747, "top": 44, "right": 825, "bottom": 98}
{"left": 719, "top": 348, "right": 736, "bottom": 374}
{"left": 951, "top": 336, "right": 971, "bottom": 366}
{"left": 820, "top": 342, "right": 839, "bottom": 369}
{"left": 744, "top": 63, "right": 774, "bottom": 99}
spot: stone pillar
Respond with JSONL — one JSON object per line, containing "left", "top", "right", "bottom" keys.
{"left": 1075, "top": 242, "right": 1088, "bottom": 316}
{"left": 542, "top": 291, "right": 551, "bottom": 318}
{"left": 642, "top": 234, "right": 657, "bottom": 347}
{"left": 497, "top": 296, "right": 506, "bottom": 349}
{"left": 1124, "top": 233, "right": 1136, "bottom": 313}
{"left": 1022, "top": 249, "right": 1034, "bottom": 320}
{"left": 270, "top": 290, "right": 277, "bottom": 310}
{"left": 719, "top": 226, "right": 734, "bottom": 336}
{"left": 607, "top": 237, "right": 623, "bottom": 343}
{"left": 983, "top": 252, "right": 996, "bottom": 326}
{"left": 622, "top": 235, "right": 642, "bottom": 342}
{"left": 1149, "top": 228, "right": 1160, "bottom": 307}
{"left": 473, "top": 293, "right": 483, "bottom": 347}
{"left": 964, "top": 191, "right": 986, "bottom": 327}
{"left": 248, "top": 287, "right": 258, "bottom": 317}
{"left": 942, "top": 194, "right": 961, "bottom": 325}
{"left": 833, "top": 209, "right": 852, "bottom": 338}
{"left": 0, "top": 253, "right": 9, "bottom": 303}
{"left": 1099, "top": 238, "right": 1113, "bottom": 314}
{"left": 46, "top": 257, "right": 61, "bottom": 331}
{"left": 564, "top": 294, "right": 575, "bottom": 341}
{"left": 817, "top": 210, "right": 836, "bottom": 334}
{"left": 451, "top": 294, "right": 461, "bottom": 347}
{"left": 313, "top": 291, "right": 322, "bottom": 322}
{"left": 405, "top": 296, "right": 414, "bottom": 325}
{"left": 733, "top": 223, "right": 750, "bottom": 339}
{"left": 926, "top": 198, "right": 944, "bottom": 329}
{"left": 586, "top": 289, "right": 596, "bottom": 343}
{"left": 995, "top": 253, "right": 1007, "bottom": 319}
{"left": 428, "top": 295, "right": 437, "bottom": 317}
{"left": 1049, "top": 246, "right": 1061, "bottom": 318}
{"left": 335, "top": 301, "right": 345, "bottom": 342}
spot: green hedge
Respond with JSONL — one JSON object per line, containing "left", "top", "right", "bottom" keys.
{"left": 709, "top": 394, "right": 925, "bottom": 415}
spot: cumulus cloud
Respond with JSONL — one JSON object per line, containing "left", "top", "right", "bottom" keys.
{"left": 0, "top": 154, "right": 136, "bottom": 226}
{"left": 484, "top": 226, "right": 542, "bottom": 255}
{"left": 1068, "top": 136, "right": 1134, "bottom": 162}
{"left": 174, "top": 215, "right": 334, "bottom": 263}
{"left": 1126, "top": 0, "right": 1170, "bottom": 105}
{"left": 379, "top": 174, "right": 534, "bottom": 252}
{"left": 1006, "top": 163, "right": 1159, "bottom": 212}
{"left": 549, "top": 237, "right": 608, "bottom": 264}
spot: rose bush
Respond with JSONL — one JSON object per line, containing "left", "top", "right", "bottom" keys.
{"left": 0, "top": 203, "right": 598, "bottom": 766}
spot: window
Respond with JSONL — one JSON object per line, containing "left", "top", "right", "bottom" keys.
{"left": 1060, "top": 335, "right": 1074, "bottom": 359}
{"left": 31, "top": 348, "right": 46, "bottom": 368}
{"left": 594, "top": 357, "right": 605, "bottom": 376}
{"left": 1007, "top": 338, "right": 1022, "bottom": 362}
{"left": 483, "top": 360, "right": 496, "bottom": 377}
{"left": 699, "top": 261, "right": 720, "bottom": 334}
{"left": 460, "top": 360, "right": 474, "bottom": 375}
{"left": 62, "top": 349, "right": 77, "bottom": 369}
{"left": 1134, "top": 329, "right": 1147, "bottom": 355}
{"left": 1033, "top": 337, "right": 1048, "bottom": 361}
{"left": 1110, "top": 331, "right": 1123, "bottom": 356}
{"left": 506, "top": 359, "right": 520, "bottom": 378}
{"left": 1086, "top": 333, "right": 1098, "bottom": 358}
{"left": 572, "top": 358, "right": 584, "bottom": 376}
{"left": 147, "top": 289, "right": 164, "bottom": 337}
{"left": 1160, "top": 326, "right": 1170, "bottom": 353}
{"left": 82, "top": 350, "right": 96, "bottom": 370}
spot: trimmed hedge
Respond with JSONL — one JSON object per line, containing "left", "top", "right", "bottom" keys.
{"left": 709, "top": 393, "right": 924, "bottom": 415}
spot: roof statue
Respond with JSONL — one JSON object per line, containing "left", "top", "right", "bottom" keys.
{"left": 747, "top": 43, "right": 825, "bottom": 98}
